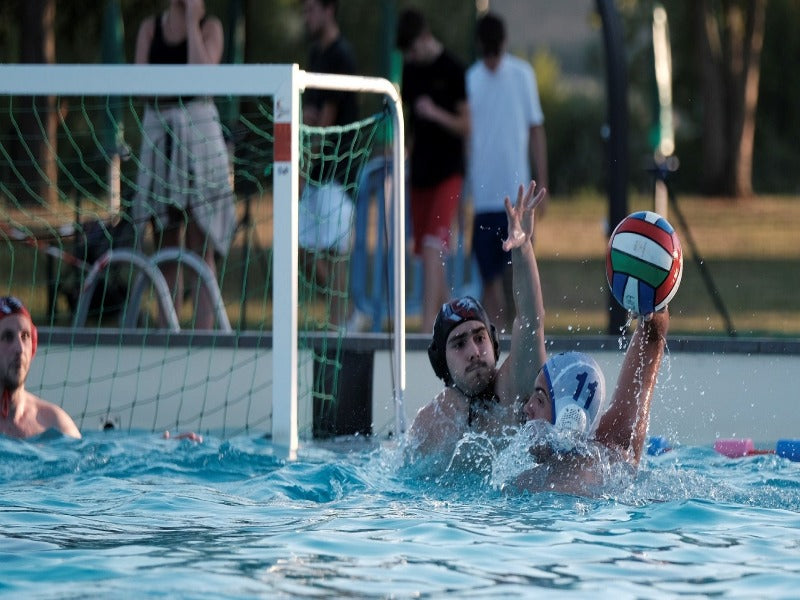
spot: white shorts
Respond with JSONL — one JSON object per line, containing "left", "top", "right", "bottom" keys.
{"left": 298, "top": 182, "right": 355, "bottom": 254}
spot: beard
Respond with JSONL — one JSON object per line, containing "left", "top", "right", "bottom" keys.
{"left": 2, "top": 359, "right": 26, "bottom": 391}
{"left": 458, "top": 362, "right": 495, "bottom": 396}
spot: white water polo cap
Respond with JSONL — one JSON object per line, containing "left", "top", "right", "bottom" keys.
{"left": 542, "top": 351, "right": 606, "bottom": 434}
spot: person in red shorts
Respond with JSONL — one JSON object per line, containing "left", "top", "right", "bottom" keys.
{"left": 396, "top": 8, "right": 470, "bottom": 332}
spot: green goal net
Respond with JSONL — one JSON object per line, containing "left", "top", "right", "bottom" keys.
{"left": 0, "top": 65, "right": 406, "bottom": 446}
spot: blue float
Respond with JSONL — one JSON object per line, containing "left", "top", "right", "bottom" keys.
{"left": 776, "top": 439, "right": 800, "bottom": 462}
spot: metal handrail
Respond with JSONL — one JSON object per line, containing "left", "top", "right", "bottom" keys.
{"left": 125, "top": 248, "right": 232, "bottom": 332}
{"left": 72, "top": 249, "right": 180, "bottom": 331}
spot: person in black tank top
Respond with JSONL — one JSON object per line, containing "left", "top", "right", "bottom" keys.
{"left": 146, "top": 12, "right": 207, "bottom": 105}
{"left": 132, "top": 0, "right": 235, "bottom": 331}
{"left": 148, "top": 11, "right": 207, "bottom": 64}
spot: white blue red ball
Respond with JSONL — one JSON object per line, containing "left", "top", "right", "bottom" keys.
{"left": 606, "top": 211, "right": 683, "bottom": 315}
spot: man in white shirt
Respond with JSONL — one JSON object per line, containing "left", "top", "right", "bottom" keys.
{"left": 467, "top": 12, "right": 549, "bottom": 331}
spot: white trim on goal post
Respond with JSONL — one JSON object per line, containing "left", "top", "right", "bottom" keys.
{"left": 298, "top": 70, "right": 407, "bottom": 442}
{"left": 272, "top": 64, "right": 301, "bottom": 455}
{"left": 0, "top": 64, "right": 406, "bottom": 451}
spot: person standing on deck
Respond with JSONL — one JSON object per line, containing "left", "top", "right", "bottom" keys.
{"left": 396, "top": 8, "right": 470, "bottom": 333}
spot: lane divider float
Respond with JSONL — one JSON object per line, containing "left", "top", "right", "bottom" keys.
{"left": 645, "top": 437, "right": 800, "bottom": 461}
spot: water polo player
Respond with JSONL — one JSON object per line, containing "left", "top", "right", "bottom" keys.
{"left": 523, "top": 351, "right": 607, "bottom": 435}
{"left": 515, "top": 309, "right": 671, "bottom": 494}
{"left": 0, "top": 296, "right": 81, "bottom": 439}
{"left": 407, "top": 181, "right": 548, "bottom": 461}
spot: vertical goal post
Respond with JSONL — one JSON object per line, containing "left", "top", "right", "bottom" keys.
{"left": 0, "top": 64, "right": 407, "bottom": 453}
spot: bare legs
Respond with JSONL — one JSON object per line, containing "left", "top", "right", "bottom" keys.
{"left": 421, "top": 243, "right": 450, "bottom": 333}
{"left": 158, "top": 217, "right": 217, "bottom": 330}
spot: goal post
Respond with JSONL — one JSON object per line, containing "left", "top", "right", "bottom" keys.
{"left": 0, "top": 64, "right": 406, "bottom": 452}
{"left": 298, "top": 70, "right": 407, "bottom": 447}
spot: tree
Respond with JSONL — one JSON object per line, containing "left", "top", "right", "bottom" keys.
{"left": 16, "top": 0, "right": 58, "bottom": 206}
{"left": 695, "top": 0, "right": 766, "bottom": 197}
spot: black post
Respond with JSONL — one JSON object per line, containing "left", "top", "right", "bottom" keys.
{"left": 596, "top": 0, "right": 630, "bottom": 334}
{"left": 313, "top": 347, "right": 374, "bottom": 438}
{"left": 379, "top": 0, "right": 397, "bottom": 81}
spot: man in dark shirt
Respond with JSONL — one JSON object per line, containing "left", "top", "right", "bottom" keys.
{"left": 299, "top": 0, "right": 362, "bottom": 329}
{"left": 396, "top": 9, "right": 470, "bottom": 332}
{"left": 302, "top": 0, "right": 357, "bottom": 132}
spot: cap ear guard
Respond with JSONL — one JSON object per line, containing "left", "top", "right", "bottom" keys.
{"left": 428, "top": 339, "right": 452, "bottom": 385}
{"left": 29, "top": 320, "right": 38, "bottom": 359}
{"left": 542, "top": 351, "right": 606, "bottom": 434}
{"left": 488, "top": 323, "right": 500, "bottom": 361}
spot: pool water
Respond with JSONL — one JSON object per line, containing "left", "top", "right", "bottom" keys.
{"left": 3, "top": 430, "right": 800, "bottom": 598}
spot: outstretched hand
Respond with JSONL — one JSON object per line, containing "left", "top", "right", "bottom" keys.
{"left": 502, "top": 181, "right": 547, "bottom": 252}
{"left": 163, "top": 430, "right": 203, "bottom": 443}
{"left": 636, "top": 306, "right": 670, "bottom": 338}
{"left": 185, "top": 0, "right": 207, "bottom": 26}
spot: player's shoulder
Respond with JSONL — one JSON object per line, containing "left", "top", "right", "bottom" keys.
{"left": 35, "top": 398, "right": 81, "bottom": 438}
{"left": 29, "top": 394, "right": 62, "bottom": 418}
{"left": 417, "top": 387, "right": 467, "bottom": 422}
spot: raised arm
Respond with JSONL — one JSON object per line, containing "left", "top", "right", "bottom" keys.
{"left": 413, "top": 97, "right": 471, "bottom": 138}
{"left": 185, "top": 0, "right": 224, "bottom": 65}
{"left": 495, "top": 181, "right": 547, "bottom": 404}
{"left": 594, "top": 309, "right": 670, "bottom": 466}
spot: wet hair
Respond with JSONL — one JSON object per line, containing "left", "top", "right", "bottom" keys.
{"left": 396, "top": 8, "right": 427, "bottom": 52}
{"left": 476, "top": 12, "right": 506, "bottom": 58}
{"left": 0, "top": 296, "right": 38, "bottom": 358}
{"left": 428, "top": 296, "right": 500, "bottom": 386}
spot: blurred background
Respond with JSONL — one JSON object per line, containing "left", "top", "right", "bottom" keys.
{"left": 0, "top": 0, "right": 798, "bottom": 337}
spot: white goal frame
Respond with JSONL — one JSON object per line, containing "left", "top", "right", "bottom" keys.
{"left": 0, "top": 64, "right": 407, "bottom": 454}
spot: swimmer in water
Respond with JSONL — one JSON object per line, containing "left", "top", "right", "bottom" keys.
{"left": 516, "top": 309, "right": 670, "bottom": 494}
{"left": 0, "top": 296, "right": 81, "bottom": 439}
{"left": 407, "top": 181, "right": 547, "bottom": 464}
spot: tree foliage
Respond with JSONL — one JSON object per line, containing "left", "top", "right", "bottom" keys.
{"left": 1, "top": 0, "right": 799, "bottom": 196}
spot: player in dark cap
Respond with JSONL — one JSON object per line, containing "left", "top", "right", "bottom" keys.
{"left": 408, "top": 181, "right": 547, "bottom": 460}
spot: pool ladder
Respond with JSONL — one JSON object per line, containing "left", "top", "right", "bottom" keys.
{"left": 72, "top": 247, "right": 231, "bottom": 332}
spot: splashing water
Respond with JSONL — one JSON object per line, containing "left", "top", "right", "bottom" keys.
{"left": 4, "top": 430, "right": 800, "bottom": 598}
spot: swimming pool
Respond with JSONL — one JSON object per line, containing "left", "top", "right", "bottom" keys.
{"left": 3, "top": 429, "right": 800, "bottom": 598}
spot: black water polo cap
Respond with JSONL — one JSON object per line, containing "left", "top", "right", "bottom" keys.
{"left": 427, "top": 296, "right": 500, "bottom": 385}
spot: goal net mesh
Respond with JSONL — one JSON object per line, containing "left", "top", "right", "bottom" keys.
{"left": 0, "top": 81, "right": 391, "bottom": 438}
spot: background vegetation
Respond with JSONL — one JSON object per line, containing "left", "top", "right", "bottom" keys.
{"left": 1, "top": 1, "right": 798, "bottom": 337}
{"left": 2, "top": 0, "right": 798, "bottom": 196}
